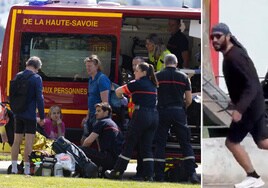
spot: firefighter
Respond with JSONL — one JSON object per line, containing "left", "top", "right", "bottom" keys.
{"left": 105, "top": 62, "right": 158, "bottom": 181}
{"left": 128, "top": 56, "right": 145, "bottom": 180}
{"left": 154, "top": 54, "right": 200, "bottom": 183}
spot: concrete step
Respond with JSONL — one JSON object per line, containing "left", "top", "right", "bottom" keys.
{"left": 203, "top": 137, "right": 268, "bottom": 186}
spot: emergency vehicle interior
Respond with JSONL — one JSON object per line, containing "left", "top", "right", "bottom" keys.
{"left": 23, "top": 17, "right": 200, "bottom": 83}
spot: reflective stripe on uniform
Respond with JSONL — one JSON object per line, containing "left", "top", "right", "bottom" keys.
{"left": 154, "top": 158, "right": 166, "bottom": 162}
{"left": 118, "top": 154, "right": 131, "bottom": 161}
{"left": 143, "top": 158, "right": 154, "bottom": 162}
{"left": 182, "top": 156, "right": 195, "bottom": 160}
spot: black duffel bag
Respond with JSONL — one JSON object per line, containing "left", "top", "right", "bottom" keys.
{"left": 52, "top": 136, "right": 98, "bottom": 178}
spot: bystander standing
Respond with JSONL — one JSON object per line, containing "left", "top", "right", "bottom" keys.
{"left": 11, "top": 56, "right": 45, "bottom": 175}
{"left": 81, "top": 55, "right": 111, "bottom": 144}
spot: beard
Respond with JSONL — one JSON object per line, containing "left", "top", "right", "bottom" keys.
{"left": 213, "top": 37, "right": 227, "bottom": 52}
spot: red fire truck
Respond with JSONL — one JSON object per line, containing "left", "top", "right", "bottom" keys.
{"left": 0, "top": 0, "right": 201, "bottom": 161}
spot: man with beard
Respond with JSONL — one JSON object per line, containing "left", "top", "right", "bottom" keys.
{"left": 211, "top": 23, "right": 268, "bottom": 188}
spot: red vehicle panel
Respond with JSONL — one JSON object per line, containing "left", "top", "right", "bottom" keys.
{"left": 0, "top": 1, "right": 201, "bottom": 161}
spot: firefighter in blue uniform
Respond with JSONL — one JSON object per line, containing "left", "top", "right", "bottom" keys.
{"left": 154, "top": 54, "right": 200, "bottom": 183}
{"left": 105, "top": 62, "right": 158, "bottom": 181}
{"left": 80, "top": 102, "right": 123, "bottom": 175}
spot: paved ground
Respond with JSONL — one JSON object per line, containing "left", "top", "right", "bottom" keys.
{"left": 203, "top": 186, "right": 233, "bottom": 188}
{"left": 0, "top": 161, "right": 11, "bottom": 174}
{"left": 203, "top": 180, "right": 268, "bottom": 188}
{"left": 204, "top": 184, "right": 268, "bottom": 188}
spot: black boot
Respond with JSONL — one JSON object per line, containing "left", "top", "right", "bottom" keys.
{"left": 189, "top": 172, "right": 201, "bottom": 184}
{"left": 143, "top": 176, "right": 154, "bottom": 182}
{"left": 105, "top": 169, "right": 123, "bottom": 180}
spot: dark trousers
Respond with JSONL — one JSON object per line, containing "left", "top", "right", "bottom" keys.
{"left": 154, "top": 107, "right": 196, "bottom": 180}
{"left": 114, "top": 107, "right": 158, "bottom": 178}
{"left": 135, "top": 142, "right": 143, "bottom": 176}
{"left": 80, "top": 147, "right": 116, "bottom": 171}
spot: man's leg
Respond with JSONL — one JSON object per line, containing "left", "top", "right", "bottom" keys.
{"left": 227, "top": 111, "right": 265, "bottom": 187}
{"left": 255, "top": 114, "right": 268, "bottom": 149}
{"left": 154, "top": 109, "right": 170, "bottom": 181}
{"left": 226, "top": 138, "right": 264, "bottom": 188}
{"left": 225, "top": 138, "right": 254, "bottom": 173}
{"left": 257, "top": 138, "right": 268, "bottom": 149}
{"left": 172, "top": 109, "right": 199, "bottom": 183}
{"left": 11, "top": 133, "right": 23, "bottom": 174}
{"left": 23, "top": 133, "right": 35, "bottom": 174}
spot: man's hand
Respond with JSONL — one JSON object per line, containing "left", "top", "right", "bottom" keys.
{"left": 82, "top": 132, "right": 99, "bottom": 147}
{"left": 232, "top": 110, "right": 242, "bottom": 122}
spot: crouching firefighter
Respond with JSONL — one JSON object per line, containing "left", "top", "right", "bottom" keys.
{"left": 80, "top": 102, "right": 124, "bottom": 176}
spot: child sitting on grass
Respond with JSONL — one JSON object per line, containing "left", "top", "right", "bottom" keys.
{"left": 41, "top": 105, "right": 65, "bottom": 140}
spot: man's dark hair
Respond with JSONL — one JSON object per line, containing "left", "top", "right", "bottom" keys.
{"left": 95, "top": 102, "right": 112, "bottom": 116}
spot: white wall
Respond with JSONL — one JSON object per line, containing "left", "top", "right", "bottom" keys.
{"left": 218, "top": 0, "right": 268, "bottom": 93}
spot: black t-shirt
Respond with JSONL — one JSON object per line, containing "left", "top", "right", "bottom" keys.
{"left": 167, "top": 30, "right": 189, "bottom": 68}
{"left": 93, "top": 117, "right": 123, "bottom": 155}
{"left": 156, "top": 67, "right": 191, "bottom": 107}
{"left": 263, "top": 81, "right": 268, "bottom": 99}
{"left": 223, "top": 45, "right": 264, "bottom": 113}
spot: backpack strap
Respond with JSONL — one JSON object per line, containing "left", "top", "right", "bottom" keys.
{"left": 16, "top": 72, "right": 35, "bottom": 80}
{"left": 96, "top": 73, "right": 105, "bottom": 85}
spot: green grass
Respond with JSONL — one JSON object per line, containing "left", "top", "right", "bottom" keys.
{"left": 0, "top": 153, "right": 200, "bottom": 188}
{"left": 0, "top": 175, "right": 200, "bottom": 188}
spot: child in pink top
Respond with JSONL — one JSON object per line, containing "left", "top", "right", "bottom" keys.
{"left": 43, "top": 105, "right": 65, "bottom": 140}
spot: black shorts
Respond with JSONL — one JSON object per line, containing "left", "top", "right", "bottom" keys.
{"left": 227, "top": 113, "right": 268, "bottom": 144}
{"left": 14, "top": 117, "right": 37, "bottom": 134}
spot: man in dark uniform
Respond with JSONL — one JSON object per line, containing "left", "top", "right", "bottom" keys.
{"left": 211, "top": 23, "right": 268, "bottom": 188}
{"left": 81, "top": 102, "right": 123, "bottom": 174}
{"left": 154, "top": 54, "right": 200, "bottom": 183}
{"left": 167, "top": 19, "right": 189, "bottom": 68}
